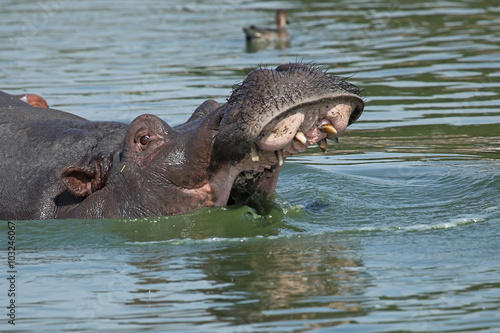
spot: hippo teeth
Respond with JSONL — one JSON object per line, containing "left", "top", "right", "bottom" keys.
{"left": 275, "top": 150, "right": 284, "bottom": 166}
{"left": 294, "top": 131, "right": 307, "bottom": 144}
{"left": 255, "top": 100, "right": 354, "bottom": 157}
{"left": 251, "top": 144, "right": 260, "bottom": 162}
{"left": 318, "top": 138, "right": 328, "bottom": 153}
{"left": 318, "top": 122, "right": 338, "bottom": 136}
{"left": 257, "top": 118, "right": 341, "bottom": 163}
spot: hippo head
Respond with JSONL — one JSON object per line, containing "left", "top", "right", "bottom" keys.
{"left": 63, "top": 63, "right": 363, "bottom": 218}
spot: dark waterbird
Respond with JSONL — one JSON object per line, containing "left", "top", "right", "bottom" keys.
{"left": 243, "top": 9, "right": 290, "bottom": 43}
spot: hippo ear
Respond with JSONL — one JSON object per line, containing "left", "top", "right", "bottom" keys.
{"left": 61, "top": 153, "right": 113, "bottom": 197}
{"left": 186, "top": 100, "right": 220, "bottom": 123}
{"left": 15, "top": 94, "right": 49, "bottom": 108}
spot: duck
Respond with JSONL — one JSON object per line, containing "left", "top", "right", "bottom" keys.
{"left": 243, "top": 9, "right": 290, "bottom": 43}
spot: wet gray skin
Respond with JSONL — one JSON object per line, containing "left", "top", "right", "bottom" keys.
{"left": 0, "top": 63, "right": 363, "bottom": 220}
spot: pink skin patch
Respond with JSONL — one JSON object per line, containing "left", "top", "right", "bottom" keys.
{"left": 256, "top": 101, "right": 354, "bottom": 154}
{"left": 257, "top": 113, "right": 305, "bottom": 151}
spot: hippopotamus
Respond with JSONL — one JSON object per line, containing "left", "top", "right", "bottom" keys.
{"left": 0, "top": 63, "right": 364, "bottom": 220}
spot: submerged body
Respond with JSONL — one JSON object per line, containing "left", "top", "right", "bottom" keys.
{"left": 0, "top": 63, "right": 364, "bottom": 220}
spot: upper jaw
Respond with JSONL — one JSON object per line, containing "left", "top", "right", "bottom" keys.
{"left": 254, "top": 96, "right": 363, "bottom": 153}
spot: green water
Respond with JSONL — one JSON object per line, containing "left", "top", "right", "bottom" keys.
{"left": 1, "top": 0, "right": 500, "bottom": 331}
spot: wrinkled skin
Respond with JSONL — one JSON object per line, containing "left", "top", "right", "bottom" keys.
{"left": 0, "top": 63, "right": 364, "bottom": 220}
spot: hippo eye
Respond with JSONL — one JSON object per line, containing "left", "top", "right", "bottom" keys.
{"left": 139, "top": 135, "right": 150, "bottom": 146}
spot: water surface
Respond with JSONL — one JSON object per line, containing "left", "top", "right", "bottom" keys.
{"left": 1, "top": 0, "right": 500, "bottom": 331}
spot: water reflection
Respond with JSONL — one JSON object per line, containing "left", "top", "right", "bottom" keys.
{"left": 245, "top": 39, "right": 291, "bottom": 53}
{"left": 125, "top": 234, "right": 368, "bottom": 329}
{"left": 106, "top": 206, "right": 292, "bottom": 241}
{"left": 339, "top": 123, "right": 500, "bottom": 159}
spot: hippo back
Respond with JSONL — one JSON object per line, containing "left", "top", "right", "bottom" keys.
{"left": 0, "top": 91, "right": 127, "bottom": 220}
{"left": 0, "top": 91, "right": 87, "bottom": 123}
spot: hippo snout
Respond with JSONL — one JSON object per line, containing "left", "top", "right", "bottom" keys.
{"left": 207, "top": 63, "right": 364, "bottom": 208}
{"left": 212, "top": 63, "right": 364, "bottom": 163}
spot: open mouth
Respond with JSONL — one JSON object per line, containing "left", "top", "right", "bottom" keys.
{"left": 225, "top": 97, "right": 363, "bottom": 207}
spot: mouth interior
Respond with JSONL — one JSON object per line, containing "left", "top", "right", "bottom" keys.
{"left": 226, "top": 99, "right": 359, "bottom": 207}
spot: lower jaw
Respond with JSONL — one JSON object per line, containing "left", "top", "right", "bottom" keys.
{"left": 227, "top": 188, "right": 278, "bottom": 216}
{"left": 227, "top": 165, "right": 281, "bottom": 207}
